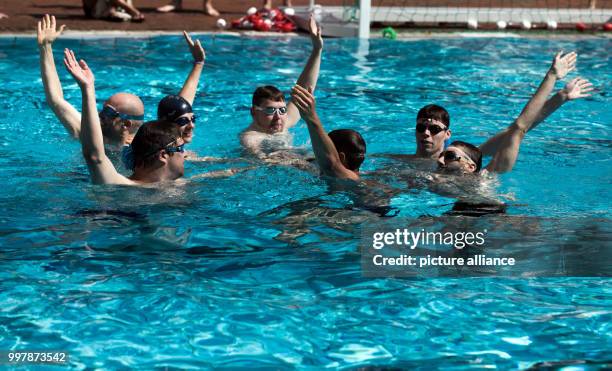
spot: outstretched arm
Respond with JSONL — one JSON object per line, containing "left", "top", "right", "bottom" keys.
{"left": 37, "top": 14, "right": 82, "bottom": 138}
{"left": 532, "top": 77, "right": 593, "bottom": 124}
{"left": 291, "top": 85, "right": 358, "bottom": 180}
{"left": 178, "top": 31, "right": 205, "bottom": 106}
{"left": 286, "top": 16, "right": 323, "bottom": 128}
{"left": 63, "top": 49, "right": 131, "bottom": 185}
{"left": 484, "top": 52, "right": 578, "bottom": 173}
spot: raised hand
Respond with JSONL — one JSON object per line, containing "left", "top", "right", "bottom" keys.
{"left": 562, "top": 77, "right": 594, "bottom": 100}
{"left": 183, "top": 31, "right": 205, "bottom": 63}
{"left": 37, "top": 14, "right": 66, "bottom": 46}
{"left": 291, "top": 84, "right": 317, "bottom": 122}
{"left": 309, "top": 15, "right": 323, "bottom": 50}
{"left": 63, "top": 49, "right": 94, "bottom": 88}
{"left": 550, "top": 51, "right": 577, "bottom": 79}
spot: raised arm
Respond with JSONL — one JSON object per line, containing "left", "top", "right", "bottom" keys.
{"left": 480, "top": 52, "right": 576, "bottom": 157}
{"left": 178, "top": 31, "right": 205, "bottom": 106}
{"left": 484, "top": 52, "right": 586, "bottom": 173}
{"left": 532, "top": 77, "right": 593, "bottom": 124}
{"left": 63, "top": 49, "right": 131, "bottom": 185}
{"left": 286, "top": 16, "right": 323, "bottom": 127}
{"left": 291, "top": 85, "right": 358, "bottom": 180}
{"left": 37, "top": 14, "right": 82, "bottom": 138}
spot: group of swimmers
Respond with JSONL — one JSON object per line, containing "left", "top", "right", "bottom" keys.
{"left": 37, "top": 14, "right": 594, "bottom": 200}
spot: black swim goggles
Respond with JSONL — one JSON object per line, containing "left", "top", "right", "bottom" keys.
{"left": 174, "top": 115, "right": 197, "bottom": 126}
{"left": 254, "top": 106, "right": 288, "bottom": 116}
{"left": 143, "top": 142, "right": 185, "bottom": 159}
{"left": 99, "top": 105, "right": 145, "bottom": 121}
{"left": 441, "top": 150, "right": 473, "bottom": 166}
{"left": 416, "top": 122, "right": 447, "bottom": 136}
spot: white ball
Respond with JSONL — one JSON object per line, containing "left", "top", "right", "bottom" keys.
{"left": 521, "top": 20, "right": 532, "bottom": 29}
{"left": 247, "top": 7, "right": 257, "bottom": 16}
{"left": 284, "top": 7, "right": 295, "bottom": 16}
{"left": 216, "top": 18, "right": 227, "bottom": 29}
{"left": 467, "top": 19, "right": 478, "bottom": 29}
{"left": 264, "top": 19, "right": 272, "bottom": 26}
{"left": 496, "top": 20, "right": 507, "bottom": 29}
{"left": 546, "top": 20, "right": 557, "bottom": 30}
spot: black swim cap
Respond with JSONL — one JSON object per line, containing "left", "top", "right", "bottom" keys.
{"left": 157, "top": 95, "right": 193, "bottom": 122}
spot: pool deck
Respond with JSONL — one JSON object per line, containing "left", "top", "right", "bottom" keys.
{"left": 1, "top": 30, "right": 610, "bottom": 40}
{"left": 0, "top": 0, "right": 612, "bottom": 34}
{"left": 1, "top": 0, "right": 610, "bottom": 35}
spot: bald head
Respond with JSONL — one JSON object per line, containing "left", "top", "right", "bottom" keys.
{"left": 105, "top": 93, "right": 144, "bottom": 117}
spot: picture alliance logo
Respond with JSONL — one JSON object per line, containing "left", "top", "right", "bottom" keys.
{"left": 372, "top": 228, "right": 487, "bottom": 250}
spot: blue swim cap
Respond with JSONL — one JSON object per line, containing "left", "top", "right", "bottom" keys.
{"left": 157, "top": 95, "right": 193, "bottom": 122}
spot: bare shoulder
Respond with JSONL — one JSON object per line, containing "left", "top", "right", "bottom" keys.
{"left": 240, "top": 128, "right": 270, "bottom": 149}
{"left": 240, "top": 127, "right": 262, "bottom": 142}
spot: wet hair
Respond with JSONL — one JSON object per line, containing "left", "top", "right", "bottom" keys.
{"left": 417, "top": 104, "right": 450, "bottom": 128}
{"left": 328, "top": 129, "right": 366, "bottom": 171}
{"left": 449, "top": 140, "right": 482, "bottom": 172}
{"left": 158, "top": 95, "right": 193, "bottom": 122}
{"left": 130, "top": 120, "right": 182, "bottom": 170}
{"left": 252, "top": 85, "right": 285, "bottom": 107}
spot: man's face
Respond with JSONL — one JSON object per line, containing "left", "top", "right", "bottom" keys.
{"left": 251, "top": 99, "right": 288, "bottom": 134}
{"left": 99, "top": 104, "right": 143, "bottom": 145}
{"left": 415, "top": 117, "right": 450, "bottom": 157}
{"left": 100, "top": 117, "right": 142, "bottom": 145}
{"left": 437, "top": 146, "right": 476, "bottom": 174}
{"left": 174, "top": 112, "right": 196, "bottom": 143}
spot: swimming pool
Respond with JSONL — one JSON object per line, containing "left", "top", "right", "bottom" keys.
{"left": 0, "top": 34, "right": 610, "bottom": 368}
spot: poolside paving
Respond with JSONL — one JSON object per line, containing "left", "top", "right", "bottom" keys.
{"left": 0, "top": 0, "right": 610, "bottom": 33}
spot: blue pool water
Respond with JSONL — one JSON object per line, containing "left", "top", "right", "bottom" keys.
{"left": 0, "top": 34, "right": 610, "bottom": 368}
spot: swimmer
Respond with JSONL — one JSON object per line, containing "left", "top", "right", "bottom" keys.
{"left": 291, "top": 85, "right": 365, "bottom": 181}
{"left": 379, "top": 104, "right": 451, "bottom": 166}
{"left": 156, "top": 0, "right": 219, "bottom": 17}
{"left": 437, "top": 51, "right": 593, "bottom": 176}
{"left": 63, "top": 49, "right": 185, "bottom": 185}
{"left": 122, "top": 94, "right": 197, "bottom": 170}
{"left": 157, "top": 31, "right": 205, "bottom": 144}
{"left": 37, "top": 15, "right": 205, "bottom": 151}
{"left": 240, "top": 15, "right": 323, "bottom": 159}
{"left": 291, "top": 84, "right": 400, "bottom": 214}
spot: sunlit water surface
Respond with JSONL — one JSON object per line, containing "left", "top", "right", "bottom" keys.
{"left": 0, "top": 35, "right": 610, "bottom": 369}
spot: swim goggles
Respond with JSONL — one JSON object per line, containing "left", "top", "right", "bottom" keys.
{"left": 416, "top": 122, "right": 447, "bottom": 136}
{"left": 441, "top": 150, "right": 474, "bottom": 166}
{"left": 174, "top": 115, "right": 197, "bottom": 126}
{"left": 99, "top": 105, "right": 145, "bottom": 121}
{"left": 143, "top": 141, "right": 185, "bottom": 159}
{"left": 165, "top": 144, "right": 185, "bottom": 154}
{"left": 254, "top": 106, "right": 288, "bottom": 116}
